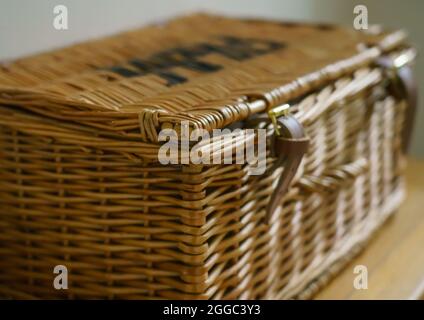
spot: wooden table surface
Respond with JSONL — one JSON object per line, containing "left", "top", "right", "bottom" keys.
{"left": 315, "top": 158, "right": 424, "bottom": 300}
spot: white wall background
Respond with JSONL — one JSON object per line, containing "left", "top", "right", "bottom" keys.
{"left": 0, "top": 0, "right": 422, "bottom": 156}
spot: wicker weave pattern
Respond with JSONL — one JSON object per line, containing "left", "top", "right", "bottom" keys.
{"left": 0, "top": 14, "right": 406, "bottom": 142}
{"left": 0, "top": 14, "right": 412, "bottom": 299}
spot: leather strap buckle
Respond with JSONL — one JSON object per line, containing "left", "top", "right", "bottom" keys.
{"left": 376, "top": 49, "right": 417, "bottom": 153}
{"left": 266, "top": 112, "right": 309, "bottom": 223}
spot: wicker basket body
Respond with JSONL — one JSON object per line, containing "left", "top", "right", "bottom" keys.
{"left": 0, "top": 14, "right": 415, "bottom": 299}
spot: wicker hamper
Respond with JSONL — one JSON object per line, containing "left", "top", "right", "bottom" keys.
{"left": 0, "top": 14, "right": 417, "bottom": 299}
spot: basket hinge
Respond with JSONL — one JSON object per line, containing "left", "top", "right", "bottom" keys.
{"left": 266, "top": 110, "right": 309, "bottom": 223}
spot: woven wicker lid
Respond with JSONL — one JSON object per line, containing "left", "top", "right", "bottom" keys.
{"left": 0, "top": 14, "right": 407, "bottom": 142}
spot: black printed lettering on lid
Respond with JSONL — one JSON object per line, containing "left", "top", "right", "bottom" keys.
{"left": 103, "top": 36, "right": 286, "bottom": 86}
{"left": 108, "top": 66, "right": 140, "bottom": 78}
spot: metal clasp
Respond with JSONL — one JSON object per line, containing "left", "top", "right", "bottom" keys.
{"left": 268, "top": 103, "right": 290, "bottom": 136}
{"left": 393, "top": 50, "right": 415, "bottom": 69}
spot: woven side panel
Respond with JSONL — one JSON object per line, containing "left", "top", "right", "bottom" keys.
{"left": 201, "top": 73, "right": 405, "bottom": 300}
{"left": 0, "top": 129, "right": 207, "bottom": 298}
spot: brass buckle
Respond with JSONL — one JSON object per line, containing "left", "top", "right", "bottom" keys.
{"left": 393, "top": 51, "right": 415, "bottom": 69}
{"left": 268, "top": 103, "right": 290, "bottom": 136}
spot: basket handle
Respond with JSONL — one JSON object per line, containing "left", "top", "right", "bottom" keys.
{"left": 298, "top": 157, "right": 369, "bottom": 194}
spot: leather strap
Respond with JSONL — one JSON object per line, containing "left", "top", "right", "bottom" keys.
{"left": 396, "top": 64, "right": 417, "bottom": 153}
{"left": 266, "top": 116, "right": 309, "bottom": 223}
{"left": 377, "top": 56, "right": 417, "bottom": 153}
